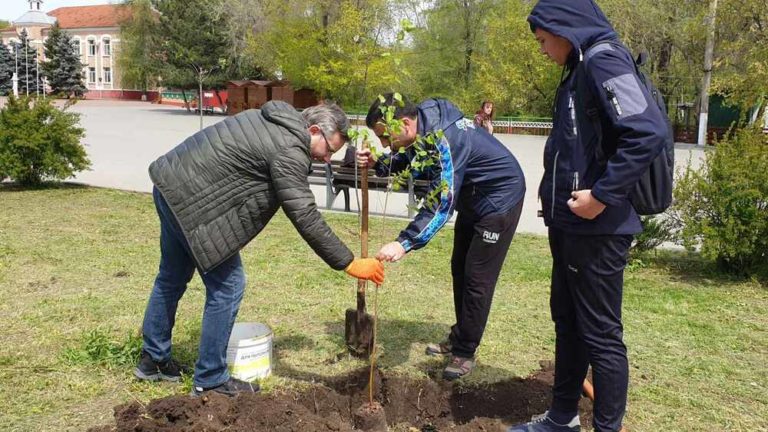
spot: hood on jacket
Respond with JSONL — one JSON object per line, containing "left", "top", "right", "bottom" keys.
{"left": 261, "top": 100, "right": 311, "bottom": 144}
{"left": 417, "top": 99, "right": 466, "bottom": 136}
{"left": 527, "top": 0, "right": 617, "bottom": 61}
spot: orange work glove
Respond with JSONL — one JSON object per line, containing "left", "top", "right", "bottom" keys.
{"left": 345, "top": 258, "right": 385, "bottom": 285}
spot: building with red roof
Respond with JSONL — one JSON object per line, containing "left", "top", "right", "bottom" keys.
{"left": 2, "top": 0, "right": 156, "bottom": 100}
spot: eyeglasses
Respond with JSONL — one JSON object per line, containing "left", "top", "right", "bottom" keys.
{"left": 319, "top": 129, "right": 343, "bottom": 155}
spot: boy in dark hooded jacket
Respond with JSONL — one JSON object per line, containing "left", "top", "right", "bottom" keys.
{"left": 508, "top": 1, "right": 668, "bottom": 431}
{"left": 357, "top": 94, "right": 525, "bottom": 380}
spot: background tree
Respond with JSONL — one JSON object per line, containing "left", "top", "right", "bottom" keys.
{"left": 0, "top": 40, "right": 14, "bottom": 96}
{"left": 473, "top": 0, "right": 559, "bottom": 116}
{"left": 41, "top": 22, "right": 87, "bottom": 98}
{"left": 248, "top": 0, "right": 406, "bottom": 108}
{"left": 600, "top": 0, "right": 706, "bottom": 106}
{"left": 711, "top": 0, "right": 768, "bottom": 117}
{"left": 153, "top": 0, "right": 230, "bottom": 113}
{"left": 211, "top": 0, "right": 270, "bottom": 81}
{"left": 14, "top": 29, "right": 41, "bottom": 96}
{"left": 407, "top": 0, "right": 498, "bottom": 111}
{"left": 118, "top": 0, "right": 161, "bottom": 97}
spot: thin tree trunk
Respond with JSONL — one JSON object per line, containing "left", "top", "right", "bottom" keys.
{"left": 181, "top": 88, "right": 191, "bottom": 112}
{"left": 462, "top": 0, "right": 473, "bottom": 89}
{"left": 698, "top": 0, "right": 718, "bottom": 146}
{"left": 214, "top": 89, "right": 227, "bottom": 114}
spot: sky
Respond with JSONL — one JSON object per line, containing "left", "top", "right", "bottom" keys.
{"left": 1, "top": 0, "right": 118, "bottom": 23}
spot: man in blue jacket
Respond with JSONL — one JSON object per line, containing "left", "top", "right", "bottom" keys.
{"left": 508, "top": 1, "right": 668, "bottom": 431}
{"left": 357, "top": 94, "right": 526, "bottom": 380}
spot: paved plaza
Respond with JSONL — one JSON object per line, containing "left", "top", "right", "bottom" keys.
{"left": 5, "top": 98, "right": 706, "bottom": 235}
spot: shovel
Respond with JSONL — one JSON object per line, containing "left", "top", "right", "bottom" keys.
{"left": 345, "top": 141, "right": 375, "bottom": 356}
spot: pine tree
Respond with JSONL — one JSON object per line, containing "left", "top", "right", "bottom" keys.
{"left": 0, "top": 41, "right": 14, "bottom": 96}
{"left": 14, "top": 29, "right": 41, "bottom": 96}
{"left": 42, "top": 22, "right": 86, "bottom": 97}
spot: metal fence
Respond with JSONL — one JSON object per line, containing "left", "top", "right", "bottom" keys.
{"left": 347, "top": 113, "right": 554, "bottom": 135}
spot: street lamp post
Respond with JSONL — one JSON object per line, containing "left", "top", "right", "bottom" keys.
{"left": 14, "top": 43, "right": 19, "bottom": 97}
{"left": 25, "top": 41, "right": 29, "bottom": 96}
{"left": 191, "top": 64, "right": 218, "bottom": 131}
{"left": 35, "top": 52, "right": 40, "bottom": 98}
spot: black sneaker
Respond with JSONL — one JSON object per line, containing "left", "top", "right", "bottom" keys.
{"left": 133, "top": 350, "right": 184, "bottom": 382}
{"left": 191, "top": 377, "right": 260, "bottom": 397}
{"left": 507, "top": 411, "right": 580, "bottom": 432}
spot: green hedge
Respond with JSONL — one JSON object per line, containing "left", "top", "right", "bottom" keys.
{"left": 672, "top": 127, "right": 768, "bottom": 276}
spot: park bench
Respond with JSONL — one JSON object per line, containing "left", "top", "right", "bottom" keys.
{"left": 308, "top": 159, "right": 430, "bottom": 217}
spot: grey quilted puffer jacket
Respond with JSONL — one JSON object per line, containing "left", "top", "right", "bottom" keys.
{"left": 148, "top": 100, "right": 354, "bottom": 273}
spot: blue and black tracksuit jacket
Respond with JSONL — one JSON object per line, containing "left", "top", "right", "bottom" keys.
{"left": 529, "top": 0, "right": 668, "bottom": 235}
{"left": 373, "top": 99, "right": 526, "bottom": 253}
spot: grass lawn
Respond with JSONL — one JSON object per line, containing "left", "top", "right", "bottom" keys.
{"left": 0, "top": 185, "right": 766, "bottom": 431}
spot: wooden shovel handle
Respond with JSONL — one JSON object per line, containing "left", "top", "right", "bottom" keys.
{"left": 357, "top": 140, "right": 369, "bottom": 303}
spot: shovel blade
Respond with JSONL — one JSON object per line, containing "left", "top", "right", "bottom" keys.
{"left": 345, "top": 308, "right": 374, "bottom": 357}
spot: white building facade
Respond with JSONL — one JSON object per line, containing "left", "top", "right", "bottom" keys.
{"left": 2, "top": 0, "right": 157, "bottom": 100}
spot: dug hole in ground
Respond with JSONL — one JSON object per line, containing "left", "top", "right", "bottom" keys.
{"left": 88, "top": 360, "right": 593, "bottom": 432}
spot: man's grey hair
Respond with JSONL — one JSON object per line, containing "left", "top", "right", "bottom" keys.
{"left": 302, "top": 103, "right": 350, "bottom": 142}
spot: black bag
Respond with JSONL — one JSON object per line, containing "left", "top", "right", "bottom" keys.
{"left": 575, "top": 41, "right": 674, "bottom": 215}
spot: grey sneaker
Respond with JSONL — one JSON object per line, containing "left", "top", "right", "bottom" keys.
{"left": 425, "top": 340, "right": 452, "bottom": 356}
{"left": 507, "top": 411, "right": 580, "bottom": 431}
{"left": 133, "top": 350, "right": 185, "bottom": 382}
{"left": 191, "top": 377, "right": 260, "bottom": 397}
{"left": 442, "top": 355, "right": 475, "bottom": 380}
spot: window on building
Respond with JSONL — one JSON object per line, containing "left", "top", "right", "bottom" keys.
{"left": 102, "top": 38, "right": 111, "bottom": 56}
{"left": 88, "top": 39, "right": 96, "bottom": 56}
{"left": 73, "top": 39, "right": 81, "bottom": 56}
{"left": 88, "top": 67, "right": 96, "bottom": 83}
{"left": 103, "top": 67, "right": 112, "bottom": 84}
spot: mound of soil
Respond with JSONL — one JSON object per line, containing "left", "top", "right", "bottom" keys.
{"left": 89, "top": 362, "right": 592, "bottom": 432}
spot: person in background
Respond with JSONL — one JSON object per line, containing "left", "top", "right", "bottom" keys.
{"left": 474, "top": 100, "right": 495, "bottom": 134}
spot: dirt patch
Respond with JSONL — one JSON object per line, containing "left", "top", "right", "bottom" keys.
{"left": 89, "top": 362, "right": 592, "bottom": 432}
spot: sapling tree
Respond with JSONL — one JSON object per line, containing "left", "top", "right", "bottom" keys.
{"left": 347, "top": 92, "right": 448, "bottom": 213}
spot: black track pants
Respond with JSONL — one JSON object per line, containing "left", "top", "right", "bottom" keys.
{"left": 548, "top": 227, "right": 633, "bottom": 432}
{"left": 448, "top": 199, "right": 524, "bottom": 358}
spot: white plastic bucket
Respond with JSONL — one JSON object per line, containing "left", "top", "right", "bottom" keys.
{"left": 226, "top": 322, "right": 273, "bottom": 381}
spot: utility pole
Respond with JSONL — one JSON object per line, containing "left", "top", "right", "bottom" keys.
{"left": 697, "top": 0, "right": 719, "bottom": 147}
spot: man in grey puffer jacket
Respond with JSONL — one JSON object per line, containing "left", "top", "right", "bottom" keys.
{"left": 134, "top": 101, "right": 385, "bottom": 396}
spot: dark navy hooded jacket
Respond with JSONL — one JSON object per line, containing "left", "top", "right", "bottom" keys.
{"left": 373, "top": 99, "right": 525, "bottom": 252}
{"left": 529, "top": 0, "right": 668, "bottom": 235}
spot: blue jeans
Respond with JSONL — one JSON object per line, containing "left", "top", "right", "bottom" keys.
{"left": 141, "top": 186, "right": 246, "bottom": 388}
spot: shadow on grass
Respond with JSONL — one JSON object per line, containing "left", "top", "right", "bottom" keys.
{"left": 635, "top": 249, "right": 767, "bottom": 288}
{"left": 272, "top": 318, "right": 522, "bottom": 384}
{"left": 0, "top": 181, "right": 90, "bottom": 192}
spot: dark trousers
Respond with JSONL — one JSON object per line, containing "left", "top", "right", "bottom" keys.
{"left": 449, "top": 199, "right": 524, "bottom": 358}
{"left": 548, "top": 227, "right": 632, "bottom": 432}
